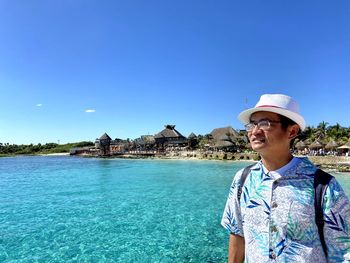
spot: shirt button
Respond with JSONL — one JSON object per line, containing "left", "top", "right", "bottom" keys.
{"left": 271, "top": 226, "right": 277, "bottom": 232}
{"left": 271, "top": 252, "right": 276, "bottom": 259}
{"left": 271, "top": 202, "right": 278, "bottom": 208}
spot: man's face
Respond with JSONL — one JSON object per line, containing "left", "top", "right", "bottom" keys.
{"left": 247, "top": 111, "right": 291, "bottom": 155}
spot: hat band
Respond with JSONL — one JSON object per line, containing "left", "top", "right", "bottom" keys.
{"left": 257, "top": 105, "right": 284, "bottom": 109}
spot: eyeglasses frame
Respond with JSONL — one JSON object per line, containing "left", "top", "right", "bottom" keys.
{"left": 244, "top": 119, "right": 282, "bottom": 132}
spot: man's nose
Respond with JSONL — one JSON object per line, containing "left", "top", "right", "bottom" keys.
{"left": 250, "top": 124, "right": 262, "bottom": 134}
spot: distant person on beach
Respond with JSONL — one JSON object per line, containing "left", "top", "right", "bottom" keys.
{"left": 221, "top": 94, "right": 350, "bottom": 262}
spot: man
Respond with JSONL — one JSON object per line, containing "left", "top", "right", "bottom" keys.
{"left": 221, "top": 94, "right": 350, "bottom": 262}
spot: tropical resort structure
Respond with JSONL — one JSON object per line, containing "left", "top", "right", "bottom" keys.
{"left": 154, "top": 124, "right": 187, "bottom": 148}
{"left": 209, "top": 126, "right": 241, "bottom": 152}
{"left": 70, "top": 124, "right": 246, "bottom": 157}
{"left": 70, "top": 122, "right": 350, "bottom": 161}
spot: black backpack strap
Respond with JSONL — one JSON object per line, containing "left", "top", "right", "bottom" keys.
{"left": 237, "top": 164, "right": 255, "bottom": 201}
{"left": 314, "top": 168, "right": 334, "bottom": 258}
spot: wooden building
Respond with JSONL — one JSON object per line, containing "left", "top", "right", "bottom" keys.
{"left": 154, "top": 125, "right": 187, "bottom": 148}
{"left": 95, "top": 133, "right": 112, "bottom": 156}
{"left": 187, "top": 132, "right": 198, "bottom": 149}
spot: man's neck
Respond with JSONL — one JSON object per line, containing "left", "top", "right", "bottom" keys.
{"left": 261, "top": 152, "right": 294, "bottom": 172}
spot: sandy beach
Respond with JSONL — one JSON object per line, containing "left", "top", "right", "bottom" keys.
{"left": 39, "top": 153, "right": 70, "bottom": 156}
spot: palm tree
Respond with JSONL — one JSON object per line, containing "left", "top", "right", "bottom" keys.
{"left": 299, "top": 126, "right": 313, "bottom": 141}
{"left": 316, "top": 121, "right": 329, "bottom": 141}
{"left": 327, "top": 123, "right": 341, "bottom": 141}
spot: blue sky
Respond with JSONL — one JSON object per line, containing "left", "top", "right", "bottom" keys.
{"left": 1, "top": 1, "right": 350, "bottom": 144}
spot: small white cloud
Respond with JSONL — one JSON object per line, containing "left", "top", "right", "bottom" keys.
{"left": 85, "top": 109, "right": 96, "bottom": 113}
{"left": 36, "top": 104, "right": 42, "bottom": 107}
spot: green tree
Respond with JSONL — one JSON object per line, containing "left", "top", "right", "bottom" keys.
{"left": 316, "top": 121, "right": 329, "bottom": 141}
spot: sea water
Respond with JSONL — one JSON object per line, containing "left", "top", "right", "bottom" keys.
{"left": 0, "top": 156, "right": 349, "bottom": 263}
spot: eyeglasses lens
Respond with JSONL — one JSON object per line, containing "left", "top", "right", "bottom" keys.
{"left": 245, "top": 120, "right": 271, "bottom": 132}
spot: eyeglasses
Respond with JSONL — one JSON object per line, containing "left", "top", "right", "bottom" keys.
{"left": 244, "top": 120, "right": 281, "bottom": 132}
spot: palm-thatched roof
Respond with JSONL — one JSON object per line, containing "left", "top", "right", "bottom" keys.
{"left": 211, "top": 126, "right": 239, "bottom": 139}
{"left": 214, "top": 140, "right": 236, "bottom": 148}
{"left": 154, "top": 125, "right": 185, "bottom": 139}
{"left": 338, "top": 141, "right": 350, "bottom": 149}
{"left": 295, "top": 140, "right": 307, "bottom": 149}
{"left": 210, "top": 126, "right": 239, "bottom": 148}
{"left": 99, "top": 133, "right": 112, "bottom": 140}
{"left": 188, "top": 132, "right": 197, "bottom": 139}
{"left": 303, "top": 138, "right": 313, "bottom": 145}
{"left": 309, "top": 141, "right": 323, "bottom": 149}
{"left": 325, "top": 140, "right": 338, "bottom": 150}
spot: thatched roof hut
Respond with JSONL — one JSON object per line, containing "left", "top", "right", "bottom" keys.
{"left": 154, "top": 125, "right": 187, "bottom": 146}
{"left": 338, "top": 141, "right": 350, "bottom": 149}
{"left": 210, "top": 126, "right": 239, "bottom": 150}
{"left": 309, "top": 141, "right": 323, "bottom": 149}
{"left": 96, "top": 133, "right": 112, "bottom": 146}
{"left": 295, "top": 140, "right": 307, "bottom": 150}
{"left": 155, "top": 125, "right": 185, "bottom": 139}
{"left": 338, "top": 145, "right": 350, "bottom": 149}
{"left": 211, "top": 126, "right": 239, "bottom": 139}
{"left": 188, "top": 132, "right": 197, "bottom": 139}
{"left": 96, "top": 132, "right": 112, "bottom": 156}
{"left": 100, "top": 133, "right": 111, "bottom": 141}
{"left": 325, "top": 140, "right": 338, "bottom": 150}
{"left": 187, "top": 132, "right": 198, "bottom": 149}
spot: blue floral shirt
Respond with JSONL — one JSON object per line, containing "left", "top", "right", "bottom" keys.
{"left": 221, "top": 157, "right": 350, "bottom": 262}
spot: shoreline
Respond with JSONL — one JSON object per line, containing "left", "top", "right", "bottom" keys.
{"left": 2, "top": 152, "right": 350, "bottom": 173}
{"left": 307, "top": 156, "right": 350, "bottom": 173}
{"left": 112, "top": 154, "right": 350, "bottom": 173}
{"left": 85, "top": 152, "right": 350, "bottom": 173}
{"left": 38, "top": 153, "right": 70, "bottom": 156}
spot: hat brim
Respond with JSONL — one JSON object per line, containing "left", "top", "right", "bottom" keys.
{"left": 238, "top": 107, "right": 306, "bottom": 131}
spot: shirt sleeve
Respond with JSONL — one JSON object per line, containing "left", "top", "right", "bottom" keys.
{"left": 221, "top": 168, "right": 245, "bottom": 237}
{"left": 322, "top": 177, "right": 350, "bottom": 262}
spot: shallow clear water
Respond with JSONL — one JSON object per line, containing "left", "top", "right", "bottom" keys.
{"left": 332, "top": 172, "right": 350, "bottom": 196}
{"left": 0, "top": 156, "right": 349, "bottom": 263}
{"left": 0, "top": 156, "right": 252, "bottom": 262}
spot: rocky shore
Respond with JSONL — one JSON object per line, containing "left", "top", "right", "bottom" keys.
{"left": 126, "top": 152, "right": 350, "bottom": 173}
{"left": 73, "top": 150, "right": 350, "bottom": 173}
{"left": 162, "top": 151, "right": 260, "bottom": 161}
{"left": 308, "top": 156, "right": 350, "bottom": 172}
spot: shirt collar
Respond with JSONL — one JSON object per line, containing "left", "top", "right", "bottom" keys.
{"left": 255, "top": 156, "right": 316, "bottom": 178}
{"left": 275, "top": 157, "right": 301, "bottom": 176}
{"left": 257, "top": 157, "right": 301, "bottom": 178}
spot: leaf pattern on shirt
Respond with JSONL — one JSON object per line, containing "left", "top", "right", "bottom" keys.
{"left": 243, "top": 174, "right": 270, "bottom": 209}
{"left": 336, "top": 236, "right": 350, "bottom": 244}
{"left": 286, "top": 212, "right": 314, "bottom": 241}
{"left": 324, "top": 210, "right": 349, "bottom": 232}
{"left": 283, "top": 240, "right": 307, "bottom": 258}
{"left": 221, "top": 157, "right": 350, "bottom": 262}
{"left": 229, "top": 180, "right": 239, "bottom": 196}
{"left": 250, "top": 229, "right": 270, "bottom": 257}
{"left": 287, "top": 215, "right": 306, "bottom": 240}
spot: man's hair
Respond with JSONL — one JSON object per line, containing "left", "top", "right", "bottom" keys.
{"left": 278, "top": 114, "right": 300, "bottom": 148}
{"left": 279, "top": 114, "right": 297, "bottom": 129}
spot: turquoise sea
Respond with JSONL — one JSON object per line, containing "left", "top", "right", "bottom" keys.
{"left": 1, "top": 156, "right": 350, "bottom": 263}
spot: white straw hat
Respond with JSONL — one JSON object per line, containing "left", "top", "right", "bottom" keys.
{"left": 238, "top": 94, "right": 306, "bottom": 131}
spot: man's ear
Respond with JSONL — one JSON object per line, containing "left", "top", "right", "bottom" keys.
{"left": 288, "top": 124, "right": 300, "bottom": 140}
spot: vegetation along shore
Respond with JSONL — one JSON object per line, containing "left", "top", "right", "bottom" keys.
{"left": 1, "top": 122, "right": 350, "bottom": 172}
